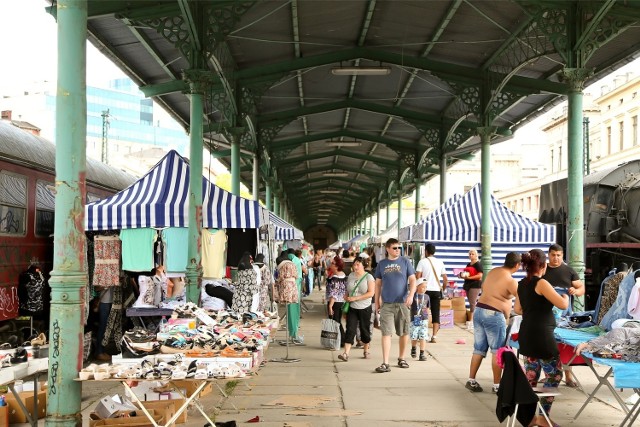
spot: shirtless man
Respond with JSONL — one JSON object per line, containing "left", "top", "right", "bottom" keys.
{"left": 465, "top": 252, "right": 521, "bottom": 393}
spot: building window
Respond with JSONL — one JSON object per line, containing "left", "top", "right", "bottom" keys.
{"left": 633, "top": 116, "right": 638, "bottom": 146}
{"left": 620, "top": 121, "right": 624, "bottom": 150}
{"left": 0, "top": 171, "right": 27, "bottom": 235}
{"left": 607, "top": 126, "right": 612, "bottom": 154}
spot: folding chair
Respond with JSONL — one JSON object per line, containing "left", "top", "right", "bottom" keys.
{"left": 497, "top": 350, "right": 562, "bottom": 427}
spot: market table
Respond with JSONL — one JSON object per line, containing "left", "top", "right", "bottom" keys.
{"left": 0, "top": 357, "right": 48, "bottom": 427}
{"left": 554, "top": 327, "right": 640, "bottom": 427}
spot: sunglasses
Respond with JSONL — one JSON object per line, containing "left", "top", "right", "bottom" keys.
{"left": 390, "top": 246, "right": 401, "bottom": 250}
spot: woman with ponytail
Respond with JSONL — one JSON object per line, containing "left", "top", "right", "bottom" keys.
{"left": 514, "top": 249, "right": 569, "bottom": 427}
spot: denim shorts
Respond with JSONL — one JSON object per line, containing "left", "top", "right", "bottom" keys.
{"left": 472, "top": 307, "right": 507, "bottom": 357}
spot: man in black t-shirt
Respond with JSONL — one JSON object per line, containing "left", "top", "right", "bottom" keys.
{"left": 542, "top": 243, "right": 585, "bottom": 388}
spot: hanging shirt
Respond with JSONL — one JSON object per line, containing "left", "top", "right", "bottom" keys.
{"left": 93, "top": 235, "right": 121, "bottom": 288}
{"left": 161, "top": 227, "right": 188, "bottom": 273}
{"left": 120, "top": 228, "right": 156, "bottom": 271}
{"left": 202, "top": 229, "right": 228, "bottom": 278}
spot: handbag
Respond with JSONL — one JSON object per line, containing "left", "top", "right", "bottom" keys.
{"left": 342, "top": 274, "right": 368, "bottom": 314}
{"left": 320, "top": 318, "right": 341, "bottom": 350}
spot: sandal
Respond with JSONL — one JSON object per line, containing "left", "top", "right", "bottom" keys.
{"left": 363, "top": 351, "right": 371, "bottom": 359}
{"left": 397, "top": 358, "right": 409, "bottom": 368}
{"left": 338, "top": 353, "right": 349, "bottom": 362}
{"left": 565, "top": 380, "right": 578, "bottom": 388}
{"left": 375, "top": 363, "right": 390, "bottom": 373}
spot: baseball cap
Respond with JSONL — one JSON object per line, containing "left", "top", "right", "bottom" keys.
{"left": 416, "top": 278, "right": 428, "bottom": 285}
{"left": 358, "top": 252, "right": 370, "bottom": 259}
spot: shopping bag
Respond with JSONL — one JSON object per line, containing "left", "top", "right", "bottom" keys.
{"left": 320, "top": 318, "right": 341, "bottom": 350}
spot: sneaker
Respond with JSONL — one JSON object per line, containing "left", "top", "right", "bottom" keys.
{"left": 465, "top": 380, "right": 483, "bottom": 392}
{"left": 492, "top": 385, "right": 499, "bottom": 393}
{"left": 410, "top": 347, "right": 417, "bottom": 358}
{"left": 419, "top": 354, "right": 427, "bottom": 361}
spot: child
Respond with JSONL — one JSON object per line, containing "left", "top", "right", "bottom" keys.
{"left": 410, "top": 279, "right": 430, "bottom": 361}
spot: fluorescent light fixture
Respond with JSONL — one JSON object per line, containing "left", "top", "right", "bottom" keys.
{"left": 320, "top": 190, "right": 341, "bottom": 194}
{"left": 326, "top": 141, "right": 362, "bottom": 147}
{"left": 331, "top": 66, "right": 391, "bottom": 76}
{"left": 323, "top": 172, "right": 349, "bottom": 177}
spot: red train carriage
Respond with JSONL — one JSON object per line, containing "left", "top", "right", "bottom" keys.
{"left": 0, "top": 122, "right": 135, "bottom": 322}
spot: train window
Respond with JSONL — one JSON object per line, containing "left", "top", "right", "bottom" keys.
{"left": 0, "top": 171, "right": 27, "bottom": 235}
{"left": 35, "top": 180, "right": 55, "bottom": 237}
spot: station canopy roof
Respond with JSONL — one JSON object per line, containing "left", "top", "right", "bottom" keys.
{"left": 62, "top": 0, "right": 640, "bottom": 232}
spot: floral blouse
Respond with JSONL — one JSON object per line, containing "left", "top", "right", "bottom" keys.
{"left": 326, "top": 273, "right": 347, "bottom": 302}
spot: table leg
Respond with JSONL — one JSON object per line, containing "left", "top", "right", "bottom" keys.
{"left": 574, "top": 361, "right": 629, "bottom": 420}
{"left": 619, "top": 388, "right": 640, "bottom": 427}
{"left": 121, "top": 381, "right": 161, "bottom": 427}
{"left": 168, "top": 381, "right": 216, "bottom": 426}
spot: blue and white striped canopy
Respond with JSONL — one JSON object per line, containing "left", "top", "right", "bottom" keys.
{"left": 416, "top": 184, "right": 556, "bottom": 244}
{"left": 410, "top": 194, "right": 461, "bottom": 241}
{"left": 85, "top": 150, "right": 263, "bottom": 230}
{"left": 267, "top": 210, "right": 304, "bottom": 241}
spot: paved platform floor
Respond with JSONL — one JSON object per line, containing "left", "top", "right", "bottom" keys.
{"left": 15, "top": 292, "right": 637, "bottom": 426}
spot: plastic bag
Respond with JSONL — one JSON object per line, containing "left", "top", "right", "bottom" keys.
{"left": 320, "top": 318, "right": 341, "bottom": 350}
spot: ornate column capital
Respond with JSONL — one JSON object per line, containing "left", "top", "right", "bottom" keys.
{"left": 182, "top": 69, "right": 217, "bottom": 94}
{"left": 558, "top": 68, "right": 594, "bottom": 92}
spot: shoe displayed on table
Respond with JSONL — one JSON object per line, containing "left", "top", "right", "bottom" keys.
{"left": 465, "top": 379, "right": 483, "bottom": 392}
{"left": 10, "top": 347, "right": 28, "bottom": 364}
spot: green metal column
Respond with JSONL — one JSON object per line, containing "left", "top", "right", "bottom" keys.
{"left": 440, "top": 155, "right": 447, "bottom": 204}
{"left": 386, "top": 201, "right": 391, "bottom": 229}
{"left": 265, "top": 181, "right": 272, "bottom": 211}
{"left": 47, "top": 1, "right": 86, "bottom": 425}
{"left": 397, "top": 189, "right": 403, "bottom": 239}
{"left": 376, "top": 199, "right": 380, "bottom": 235}
{"left": 252, "top": 154, "right": 259, "bottom": 201}
{"left": 415, "top": 177, "right": 421, "bottom": 223}
{"left": 185, "top": 76, "right": 204, "bottom": 304}
{"left": 231, "top": 136, "right": 241, "bottom": 196}
{"left": 478, "top": 127, "right": 494, "bottom": 275}
{"left": 274, "top": 194, "right": 280, "bottom": 217}
{"left": 562, "top": 68, "right": 591, "bottom": 312}
{"left": 368, "top": 212, "right": 373, "bottom": 238}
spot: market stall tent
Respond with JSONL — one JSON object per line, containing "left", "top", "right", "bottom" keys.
{"left": 369, "top": 220, "right": 398, "bottom": 245}
{"left": 412, "top": 184, "right": 556, "bottom": 282}
{"left": 399, "top": 194, "right": 461, "bottom": 242}
{"left": 264, "top": 209, "right": 304, "bottom": 241}
{"left": 85, "top": 150, "right": 265, "bottom": 230}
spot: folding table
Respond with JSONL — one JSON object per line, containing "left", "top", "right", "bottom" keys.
{"left": 554, "top": 327, "right": 640, "bottom": 427}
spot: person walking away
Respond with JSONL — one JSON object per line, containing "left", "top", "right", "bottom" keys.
{"left": 326, "top": 256, "right": 348, "bottom": 347}
{"left": 465, "top": 252, "right": 520, "bottom": 393}
{"left": 459, "top": 249, "right": 483, "bottom": 329}
{"left": 313, "top": 250, "right": 323, "bottom": 291}
{"left": 287, "top": 249, "right": 305, "bottom": 344}
{"left": 515, "top": 249, "right": 569, "bottom": 427}
{"left": 373, "top": 238, "right": 417, "bottom": 373}
{"left": 338, "top": 256, "right": 375, "bottom": 361}
{"left": 415, "top": 243, "right": 448, "bottom": 343}
{"left": 254, "top": 253, "right": 273, "bottom": 313}
{"left": 542, "top": 243, "right": 585, "bottom": 388}
{"left": 410, "top": 279, "right": 430, "bottom": 361}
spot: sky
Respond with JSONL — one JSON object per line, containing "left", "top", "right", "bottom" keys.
{"left": 0, "top": 0, "right": 125, "bottom": 92}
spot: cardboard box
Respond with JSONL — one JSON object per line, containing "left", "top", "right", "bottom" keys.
{"left": 454, "top": 309, "right": 467, "bottom": 324}
{"left": 467, "top": 309, "right": 473, "bottom": 322}
{"left": 451, "top": 297, "right": 466, "bottom": 310}
{"left": 92, "top": 412, "right": 164, "bottom": 427}
{"left": 2, "top": 389, "right": 47, "bottom": 424}
{"left": 90, "top": 410, "right": 158, "bottom": 427}
{"left": 136, "top": 398, "right": 186, "bottom": 425}
{"left": 170, "top": 380, "right": 212, "bottom": 398}
{"left": 440, "top": 299, "right": 452, "bottom": 309}
{"left": 439, "top": 309, "right": 454, "bottom": 329}
{"left": 95, "top": 395, "right": 137, "bottom": 419}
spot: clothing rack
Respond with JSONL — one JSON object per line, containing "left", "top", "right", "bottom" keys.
{"left": 270, "top": 303, "right": 300, "bottom": 364}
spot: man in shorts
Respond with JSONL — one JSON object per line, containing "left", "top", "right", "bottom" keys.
{"left": 374, "top": 238, "right": 416, "bottom": 373}
{"left": 465, "top": 252, "right": 520, "bottom": 393}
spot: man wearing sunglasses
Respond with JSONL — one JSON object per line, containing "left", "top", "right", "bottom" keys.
{"left": 373, "top": 238, "right": 417, "bottom": 373}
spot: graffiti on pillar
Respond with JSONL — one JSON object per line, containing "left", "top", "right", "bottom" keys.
{"left": 49, "top": 319, "right": 60, "bottom": 395}
{"left": 0, "top": 284, "right": 18, "bottom": 321}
